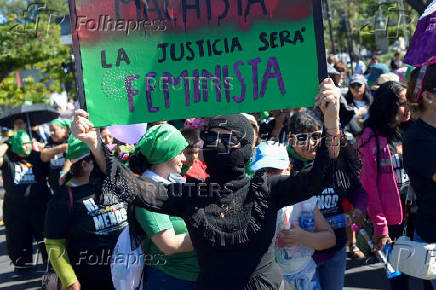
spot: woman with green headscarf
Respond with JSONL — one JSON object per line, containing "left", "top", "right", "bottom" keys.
{"left": 128, "top": 124, "right": 199, "bottom": 289}
{"left": 41, "top": 118, "right": 72, "bottom": 190}
{"left": 0, "top": 130, "right": 50, "bottom": 277}
{"left": 44, "top": 135, "right": 128, "bottom": 290}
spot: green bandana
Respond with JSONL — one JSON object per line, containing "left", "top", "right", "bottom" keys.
{"left": 10, "top": 130, "right": 31, "bottom": 156}
{"left": 66, "top": 135, "right": 90, "bottom": 162}
{"left": 287, "top": 145, "right": 313, "bottom": 167}
{"left": 50, "top": 118, "right": 72, "bottom": 129}
{"left": 260, "top": 111, "right": 270, "bottom": 120}
{"left": 135, "top": 124, "right": 188, "bottom": 165}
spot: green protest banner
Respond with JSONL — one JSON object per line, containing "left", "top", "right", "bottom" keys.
{"left": 69, "top": 0, "right": 327, "bottom": 126}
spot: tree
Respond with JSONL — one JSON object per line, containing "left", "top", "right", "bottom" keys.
{"left": 0, "top": 0, "right": 73, "bottom": 108}
{"left": 325, "top": 0, "right": 420, "bottom": 56}
{"left": 0, "top": 0, "right": 68, "bottom": 20}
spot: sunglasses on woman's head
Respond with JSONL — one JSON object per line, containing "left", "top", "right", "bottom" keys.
{"left": 200, "top": 131, "right": 242, "bottom": 146}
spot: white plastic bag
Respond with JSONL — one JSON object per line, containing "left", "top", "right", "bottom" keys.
{"left": 391, "top": 236, "right": 436, "bottom": 280}
{"left": 111, "top": 225, "right": 145, "bottom": 290}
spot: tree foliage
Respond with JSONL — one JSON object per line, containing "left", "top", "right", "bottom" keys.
{"left": 0, "top": 0, "right": 73, "bottom": 109}
{"left": 324, "top": 0, "right": 420, "bottom": 55}
{"left": 0, "top": 0, "right": 68, "bottom": 20}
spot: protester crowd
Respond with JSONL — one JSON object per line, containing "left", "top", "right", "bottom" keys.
{"left": 0, "top": 49, "right": 435, "bottom": 290}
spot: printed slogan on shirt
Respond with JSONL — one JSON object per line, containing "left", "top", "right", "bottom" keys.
{"left": 14, "top": 164, "right": 36, "bottom": 184}
{"left": 82, "top": 198, "right": 128, "bottom": 235}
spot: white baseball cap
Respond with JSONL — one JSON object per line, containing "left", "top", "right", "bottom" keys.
{"left": 251, "top": 141, "right": 290, "bottom": 172}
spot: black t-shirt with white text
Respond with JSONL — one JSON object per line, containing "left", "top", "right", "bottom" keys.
{"left": 315, "top": 179, "right": 348, "bottom": 254}
{"left": 291, "top": 139, "right": 362, "bottom": 254}
{"left": 44, "top": 184, "right": 128, "bottom": 282}
{"left": 1, "top": 151, "right": 50, "bottom": 203}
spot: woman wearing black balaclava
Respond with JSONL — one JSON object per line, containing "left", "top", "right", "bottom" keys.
{"left": 72, "top": 79, "right": 341, "bottom": 290}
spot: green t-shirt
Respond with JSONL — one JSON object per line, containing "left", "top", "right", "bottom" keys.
{"left": 135, "top": 207, "right": 199, "bottom": 282}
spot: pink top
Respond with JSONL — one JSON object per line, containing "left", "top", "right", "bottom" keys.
{"left": 358, "top": 127, "right": 403, "bottom": 236}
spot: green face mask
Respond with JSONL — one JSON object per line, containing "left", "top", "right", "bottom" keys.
{"left": 11, "top": 130, "right": 32, "bottom": 156}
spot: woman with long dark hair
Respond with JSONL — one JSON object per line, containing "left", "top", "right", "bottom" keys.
{"left": 72, "top": 79, "right": 341, "bottom": 290}
{"left": 359, "top": 81, "right": 411, "bottom": 290}
{"left": 403, "top": 59, "right": 436, "bottom": 288}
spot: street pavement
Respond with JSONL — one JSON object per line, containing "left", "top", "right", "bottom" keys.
{"left": 344, "top": 257, "right": 431, "bottom": 290}
{"left": 0, "top": 186, "right": 42, "bottom": 289}
{"left": 0, "top": 227, "right": 42, "bottom": 289}
{"left": 0, "top": 227, "right": 429, "bottom": 290}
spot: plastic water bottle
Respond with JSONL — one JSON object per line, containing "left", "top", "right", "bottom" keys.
{"left": 352, "top": 224, "right": 402, "bottom": 279}
{"left": 326, "top": 214, "right": 347, "bottom": 229}
{"left": 277, "top": 211, "right": 291, "bottom": 248}
{"left": 275, "top": 209, "right": 314, "bottom": 265}
{"left": 299, "top": 204, "right": 315, "bottom": 231}
{"left": 275, "top": 211, "right": 291, "bottom": 264}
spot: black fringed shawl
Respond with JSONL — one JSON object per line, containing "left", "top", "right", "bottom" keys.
{"left": 98, "top": 139, "right": 335, "bottom": 289}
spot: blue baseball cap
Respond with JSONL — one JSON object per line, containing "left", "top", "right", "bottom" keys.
{"left": 251, "top": 141, "right": 290, "bottom": 172}
{"left": 367, "top": 63, "right": 390, "bottom": 85}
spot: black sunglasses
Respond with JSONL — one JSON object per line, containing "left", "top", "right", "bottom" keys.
{"left": 200, "top": 130, "right": 242, "bottom": 146}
